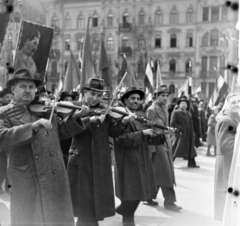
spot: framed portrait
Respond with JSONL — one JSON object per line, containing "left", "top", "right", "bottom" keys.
{"left": 14, "top": 20, "right": 53, "bottom": 81}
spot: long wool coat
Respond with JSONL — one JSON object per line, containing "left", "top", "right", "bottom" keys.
{"left": 214, "top": 109, "right": 240, "bottom": 221}
{"left": 207, "top": 114, "right": 217, "bottom": 146}
{"left": 145, "top": 101, "right": 176, "bottom": 188}
{"left": 113, "top": 119, "right": 165, "bottom": 201}
{"left": 170, "top": 108, "right": 197, "bottom": 159}
{"left": 0, "top": 106, "right": 86, "bottom": 226}
{"left": 67, "top": 102, "right": 125, "bottom": 221}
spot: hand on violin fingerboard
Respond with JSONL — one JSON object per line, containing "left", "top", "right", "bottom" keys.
{"left": 72, "top": 105, "right": 90, "bottom": 120}
{"left": 122, "top": 113, "right": 137, "bottom": 125}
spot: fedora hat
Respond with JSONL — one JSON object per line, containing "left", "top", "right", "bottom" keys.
{"left": 6, "top": 68, "right": 42, "bottom": 89}
{"left": 59, "top": 91, "right": 74, "bottom": 101}
{"left": 154, "top": 85, "right": 170, "bottom": 96}
{"left": 0, "top": 88, "right": 13, "bottom": 97}
{"left": 121, "top": 87, "right": 145, "bottom": 103}
{"left": 177, "top": 95, "right": 189, "bottom": 106}
{"left": 83, "top": 78, "right": 108, "bottom": 92}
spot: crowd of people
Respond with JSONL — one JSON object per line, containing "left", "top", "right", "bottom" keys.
{"left": 0, "top": 67, "right": 238, "bottom": 226}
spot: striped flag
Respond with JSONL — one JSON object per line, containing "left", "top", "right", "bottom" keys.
{"left": 156, "top": 61, "right": 163, "bottom": 91}
{"left": 178, "top": 78, "right": 189, "bottom": 97}
{"left": 145, "top": 63, "right": 154, "bottom": 88}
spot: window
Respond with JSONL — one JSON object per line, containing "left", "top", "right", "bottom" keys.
{"left": 107, "top": 13, "right": 113, "bottom": 27}
{"left": 210, "top": 56, "right": 218, "bottom": 72}
{"left": 13, "top": 16, "right": 20, "bottom": 30}
{"left": 208, "top": 82, "right": 215, "bottom": 97}
{"left": 52, "top": 16, "right": 58, "bottom": 27}
{"left": 202, "top": 32, "right": 209, "bottom": 46}
{"left": 170, "top": 8, "right": 178, "bottom": 24}
{"left": 139, "top": 11, "right": 145, "bottom": 25}
{"left": 92, "top": 37, "right": 98, "bottom": 50}
{"left": 122, "top": 36, "right": 128, "bottom": 47}
{"left": 201, "top": 56, "right": 208, "bottom": 73}
{"left": 169, "top": 59, "right": 176, "bottom": 74}
{"left": 65, "top": 38, "right": 70, "bottom": 50}
{"left": 107, "top": 37, "right": 113, "bottom": 50}
{"left": 185, "top": 59, "right": 191, "bottom": 74}
{"left": 186, "top": 33, "right": 193, "bottom": 47}
{"left": 92, "top": 15, "right": 98, "bottom": 27}
{"left": 222, "top": 5, "right": 228, "bottom": 21}
{"left": 186, "top": 8, "right": 194, "bottom": 23}
{"left": 123, "top": 12, "right": 129, "bottom": 23}
{"left": 170, "top": 34, "right": 177, "bottom": 48}
{"left": 155, "top": 10, "right": 163, "bottom": 25}
{"left": 77, "top": 38, "right": 83, "bottom": 51}
{"left": 77, "top": 16, "right": 84, "bottom": 28}
{"left": 202, "top": 7, "right": 209, "bottom": 21}
{"left": 211, "top": 6, "right": 219, "bottom": 21}
{"left": 210, "top": 29, "right": 219, "bottom": 46}
{"left": 65, "top": 15, "right": 71, "bottom": 29}
{"left": 51, "top": 61, "right": 57, "bottom": 75}
{"left": 155, "top": 34, "right": 161, "bottom": 48}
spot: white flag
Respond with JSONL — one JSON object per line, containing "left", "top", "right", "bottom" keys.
{"left": 145, "top": 63, "right": 154, "bottom": 88}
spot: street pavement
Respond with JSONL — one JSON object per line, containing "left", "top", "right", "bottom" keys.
{"left": 0, "top": 144, "right": 222, "bottom": 226}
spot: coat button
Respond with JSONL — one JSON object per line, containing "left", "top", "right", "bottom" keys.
{"left": 52, "top": 170, "right": 57, "bottom": 174}
{"left": 50, "top": 151, "right": 54, "bottom": 156}
{"left": 39, "top": 174, "right": 44, "bottom": 179}
{"left": 35, "top": 155, "right": 39, "bottom": 160}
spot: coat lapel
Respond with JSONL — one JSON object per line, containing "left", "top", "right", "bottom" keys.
{"left": 155, "top": 102, "right": 167, "bottom": 125}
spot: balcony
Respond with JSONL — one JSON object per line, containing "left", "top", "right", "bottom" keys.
{"left": 118, "top": 46, "right": 132, "bottom": 56}
{"left": 119, "top": 22, "right": 132, "bottom": 32}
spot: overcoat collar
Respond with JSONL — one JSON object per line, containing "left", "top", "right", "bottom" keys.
{"left": 223, "top": 109, "right": 240, "bottom": 123}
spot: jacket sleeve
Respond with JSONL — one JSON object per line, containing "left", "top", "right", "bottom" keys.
{"left": 216, "top": 117, "right": 236, "bottom": 155}
{"left": 0, "top": 119, "right": 33, "bottom": 150}
{"left": 170, "top": 111, "right": 184, "bottom": 133}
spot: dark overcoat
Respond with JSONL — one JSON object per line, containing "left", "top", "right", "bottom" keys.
{"left": 67, "top": 102, "right": 125, "bottom": 221}
{"left": 170, "top": 108, "right": 197, "bottom": 159}
{"left": 198, "top": 108, "right": 207, "bottom": 141}
{"left": 207, "top": 114, "right": 217, "bottom": 146}
{"left": 145, "top": 101, "right": 176, "bottom": 188}
{"left": 214, "top": 109, "right": 240, "bottom": 221}
{"left": 191, "top": 104, "right": 201, "bottom": 147}
{"left": 0, "top": 105, "right": 86, "bottom": 226}
{"left": 113, "top": 119, "right": 165, "bottom": 201}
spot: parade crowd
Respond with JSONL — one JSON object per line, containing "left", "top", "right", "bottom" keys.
{"left": 0, "top": 68, "right": 239, "bottom": 226}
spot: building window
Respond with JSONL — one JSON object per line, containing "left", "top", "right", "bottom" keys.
{"left": 169, "top": 59, "right": 176, "bottom": 74}
{"left": 122, "top": 36, "right": 129, "bottom": 47}
{"left": 186, "top": 8, "right": 194, "bottom": 23}
{"left": 170, "top": 33, "right": 177, "bottom": 48}
{"left": 65, "top": 15, "right": 71, "bottom": 29}
{"left": 92, "top": 37, "right": 98, "bottom": 50}
{"left": 211, "top": 6, "right": 219, "bottom": 21}
{"left": 186, "top": 33, "right": 193, "bottom": 47}
{"left": 77, "top": 16, "right": 84, "bottom": 28}
{"left": 77, "top": 37, "right": 83, "bottom": 51}
{"left": 222, "top": 5, "right": 228, "bottom": 21}
{"left": 123, "top": 12, "right": 129, "bottom": 23}
{"left": 208, "top": 82, "right": 215, "bottom": 97}
{"left": 52, "top": 16, "right": 58, "bottom": 26}
{"left": 170, "top": 8, "right": 178, "bottom": 24}
{"left": 155, "top": 10, "right": 163, "bottom": 25}
{"left": 92, "top": 15, "right": 98, "bottom": 27}
{"left": 51, "top": 61, "right": 57, "bottom": 75}
{"left": 202, "top": 32, "right": 209, "bottom": 46}
{"left": 107, "top": 37, "right": 113, "bottom": 50}
{"left": 185, "top": 59, "right": 191, "bottom": 74}
{"left": 210, "top": 29, "right": 219, "bottom": 46}
{"left": 107, "top": 13, "right": 113, "bottom": 27}
{"left": 139, "top": 11, "right": 145, "bottom": 25}
{"left": 13, "top": 16, "right": 21, "bottom": 30}
{"left": 155, "top": 34, "right": 161, "bottom": 48}
{"left": 65, "top": 38, "right": 70, "bottom": 50}
{"left": 201, "top": 56, "right": 208, "bottom": 73}
{"left": 210, "top": 56, "right": 218, "bottom": 72}
{"left": 202, "top": 7, "right": 209, "bottom": 21}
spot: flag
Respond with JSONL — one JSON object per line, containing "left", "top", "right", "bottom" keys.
{"left": 80, "top": 16, "right": 94, "bottom": 91}
{"left": 208, "top": 75, "right": 228, "bottom": 109}
{"left": 118, "top": 53, "right": 128, "bottom": 85}
{"left": 145, "top": 63, "right": 154, "bottom": 88}
{"left": 178, "top": 78, "right": 189, "bottom": 97}
{"left": 99, "top": 36, "right": 111, "bottom": 88}
{"left": 63, "top": 50, "right": 81, "bottom": 92}
{"left": 156, "top": 61, "right": 163, "bottom": 91}
{"left": 78, "top": 37, "right": 84, "bottom": 71}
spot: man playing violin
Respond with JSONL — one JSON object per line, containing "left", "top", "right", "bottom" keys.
{"left": 68, "top": 78, "right": 135, "bottom": 226}
{"left": 0, "top": 68, "right": 90, "bottom": 226}
{"left": 113, "top": 87, "right": 166, "bottom": 226}
{"left": 145, "top": 85, "right": 181, "bottom": 211}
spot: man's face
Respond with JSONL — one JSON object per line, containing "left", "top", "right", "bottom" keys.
{"left": 157, "top": 93, "right": 169, "bottom": 105}
{"left": 11, "top": 80, "right": 36, "bottom": 105}
{"left": 85, "top": 90, "right": 103, "bottom": 106}
{"left": 2, "top": 93, "right": 13, "bottom": 105}
{"left": 24, "top": 36, "right": 40, "bottom": 57}
{"left": 124, "top": 93, "right": 141, "bottom": 111}
{"left": 179, "top": 101, "right": 188, "bottom": 110}
{"left": 62, "top": 96, "right": 72, "bottom": 102}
